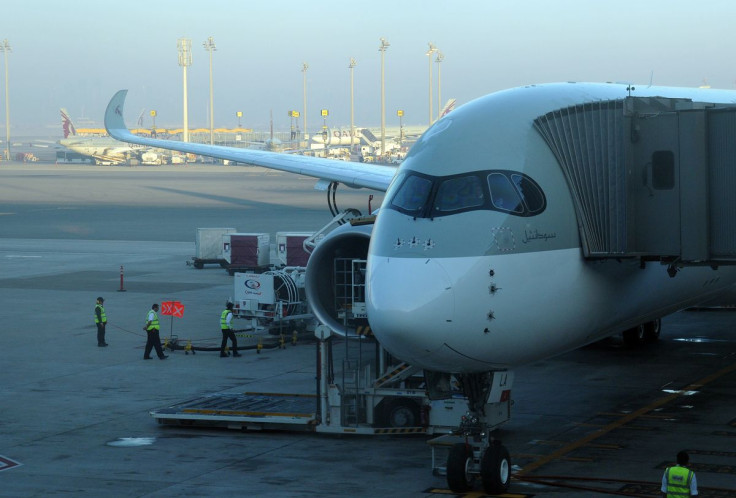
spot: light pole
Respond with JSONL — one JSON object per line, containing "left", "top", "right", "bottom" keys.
{"left": 397, "top": 109, "right": 404, "bottom": 148}
{"left": 302, "top": 63, "right": 308, "bottom": 142}
{"left": 1, "top": 39, "right": 11, "bottom": 161}
{"left": 425, "top": 42, "right": 437, "bottom": 127}
{"left": 150, "top": 110, "right": 157, "bottom": 137}
{"left": 435, "top": 51, "right": 444, "bottom": 121}
{"left": 203, "top": 36, "right": 216, "bottom": 145}
{"left": 348, "top": 58, "right": 356, "bottom": 154}
{"left": 177, "top": 38, "right": 192, "bottom": 142}
{"left": 292, "top": 110, "right": 301, "bottom": 140}
{"left": 236, "top": 111, "right": 242, "bottom": 128}
{"left": 321, "top": 108, "right": 329, "bottom": 151}
{"left": 379, "top": 37, "right": 390, "bottom": 157}
{"left": 288, "top": 110, "right": 299, "bottom": 140}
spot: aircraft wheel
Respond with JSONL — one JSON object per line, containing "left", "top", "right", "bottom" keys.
{"left": 481, "top": 442, "right": 511, "bottom": 495}
{"left": 446, "top": 443, "right": 475, "bottom": 492}
{"left": 622, "top": 325, "right": 645, "bottom": 348}
{"left": 643, "top": 318, "right": 661, "bottom": 343}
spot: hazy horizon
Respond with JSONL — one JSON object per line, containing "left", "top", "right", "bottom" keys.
{"left": 1, "top": 0, "right": 734, "bottom": 136}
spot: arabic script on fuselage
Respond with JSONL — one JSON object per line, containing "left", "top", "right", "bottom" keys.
{"left": 522, "top": 229, "right": 557, "bottom": 244}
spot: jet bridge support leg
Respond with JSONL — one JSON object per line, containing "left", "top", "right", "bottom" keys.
{"left": 445, "top": 370, "right": 513, "bottom": 495}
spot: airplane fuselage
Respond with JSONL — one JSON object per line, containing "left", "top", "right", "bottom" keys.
{"left": 366, "top": 83, "right": 736, "bottom": 373}
{"left": 59, "top": 136, "right": 145, "bottom": 163}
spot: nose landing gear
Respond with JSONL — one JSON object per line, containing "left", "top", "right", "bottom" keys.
{"left": 446, "top": 427, "right": 511, "bottom": 495}
{"left": 481, "top": 441, "right": 511, "bottom": 494}
{"left": 444, "top": 371, "right": 513, "bottom": 495}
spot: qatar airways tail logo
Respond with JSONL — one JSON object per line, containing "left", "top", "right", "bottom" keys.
{"left": 60, "top": 109, "right": 76, "bottom": 138}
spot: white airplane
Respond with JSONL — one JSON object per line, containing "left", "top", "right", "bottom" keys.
{"left": 310, "top": 98, "right": 455, "bottom": 147}
{"left": 309, "top": 126, "right": 375, "bottom": 146}
{"left": 59, "top": 108, "right": 147, "bottom": 164}
{"left": 104, "top": 82, "right": 736, "bottom": 494}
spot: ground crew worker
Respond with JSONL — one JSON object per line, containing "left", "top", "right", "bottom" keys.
{"left": 661, "top": 450, "right": 698, "bottom": 497}
{"left": 94, "top": 297, "right": 108, "bottom": 347}
{"left": 220, "top": 302, "right": 241, "bottom": 357}
{"left": 143, "top": 303, "right": 167, "bottom": 360}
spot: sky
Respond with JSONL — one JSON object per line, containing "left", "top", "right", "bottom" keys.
{"left": 2, "top": 0, "right": 735, "bottom": 136}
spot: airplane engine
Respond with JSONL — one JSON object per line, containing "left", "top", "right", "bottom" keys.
{"left": 305, "top": 220, "right": 373, "bottom": 336}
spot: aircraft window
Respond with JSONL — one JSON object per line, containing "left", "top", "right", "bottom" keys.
{"left": 384, "top": 171, "right": 407, "bottom": 204}
{"left": 511, "top": 173, "right": 546, "bottom": 214}
{"left": 434, "top": 175, "right": 485, "bottom": 213}
{"left": 387, "top": 170, "right": 546, "bottom": 218}
{"left": 488, "top": 173, "right": 523, "bottom": 213}
{"left": 390, "top": 174, "right": 433, "bottom": 214}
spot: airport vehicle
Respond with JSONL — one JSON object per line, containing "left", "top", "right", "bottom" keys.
{"left": 188, "top": 227, "right": 236, "bottom": 269}
{"left": 151, "top": 324, "right": 511, "bottom": 437}
{"left": 105, "top": 82, "right": 736, "bottom": 494}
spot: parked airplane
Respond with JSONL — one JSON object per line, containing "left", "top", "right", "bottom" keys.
{"left": 104, "top": 82, "right": 736, "bottom": 494}
{"left": 311, "top": 97, "right": 455, "bottom": 148}
{"left": 310, "top": 123, "right": 431, "bottom": 147}
{"left": 59, "top": 108, "right": 147, "bottom": 164}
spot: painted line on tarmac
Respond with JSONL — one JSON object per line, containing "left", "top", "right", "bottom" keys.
{"left": 517, "top": 360, "right": 736, "bottom": 476}
{"left": 424, "top": 489, "right": 529, "bottom": 497}
{"left": 0, "top": 455, "right": 22, "bottom": 472}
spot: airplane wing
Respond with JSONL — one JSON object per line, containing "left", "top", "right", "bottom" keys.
{"left": 105, "top": 90, "right": 396, "bottom": 192}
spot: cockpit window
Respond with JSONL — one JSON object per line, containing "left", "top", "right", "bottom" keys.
{"left": 434, "top": 175, "right": 485, "bottom": 213}
{"left": 511, "top": 173, "right": 546, "bottom": 214}
{"left": 390, "top": 174, "right": 433, "bottom": 214}
{"left": 488, "top": 173, "right": 523, "bottom": 213}
{"left": 384, "top": 171, "right": 406, "bottom": 206}
{"left": 387, "top": 169, "right": 546, "bottom": 218}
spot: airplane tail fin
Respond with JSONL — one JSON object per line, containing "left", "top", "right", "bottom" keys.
{"left": 439, "top": 98, "right": 456, "bottom": 118}
{"left": 60, "top": 108, "right": 77, "bottom": 138}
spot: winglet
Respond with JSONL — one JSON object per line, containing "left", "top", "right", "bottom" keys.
{"left": 104, "top": 90, "right": 130, "bottom": 140}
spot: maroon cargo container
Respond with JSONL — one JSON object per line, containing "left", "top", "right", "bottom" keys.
{"left": 276, "top": 232, "right": 312, "bottom": 267}
{"left": 224, "top": 233, "right": 270, "bottom": 268}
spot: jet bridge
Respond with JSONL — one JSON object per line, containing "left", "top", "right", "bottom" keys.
{"left": 534, "top": 96, "right": 736, "bottom": 271}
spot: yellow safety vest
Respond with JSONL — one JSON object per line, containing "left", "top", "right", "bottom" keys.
{"left": 146, "top": 311, "right": 159, "bottom": 331}
{"left": 221, "top": 309, "right": 231, "bottom": 330}
{"left": 95, "top": 304, "right": 107, "bottom": 324}
{"left": 665, "top": 466, "right": 693, "bottom": 497}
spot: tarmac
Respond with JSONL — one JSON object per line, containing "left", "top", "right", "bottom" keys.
{"left": 1, "top": 162, "right": 735, "bottom": 497}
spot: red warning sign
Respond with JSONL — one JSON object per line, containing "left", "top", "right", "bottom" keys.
{"left": 172, "top": 302, "right": 185, "bottom": 318}
{"left": 161, "top": 301, "right": 185, "bottom": 318}
{"left": 161, "top": 302, "right": 173, "bottom": 315}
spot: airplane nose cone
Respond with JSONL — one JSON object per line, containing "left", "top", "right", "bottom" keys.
{"left": 367, "top": 257, "right": 454, "bottom": 366}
